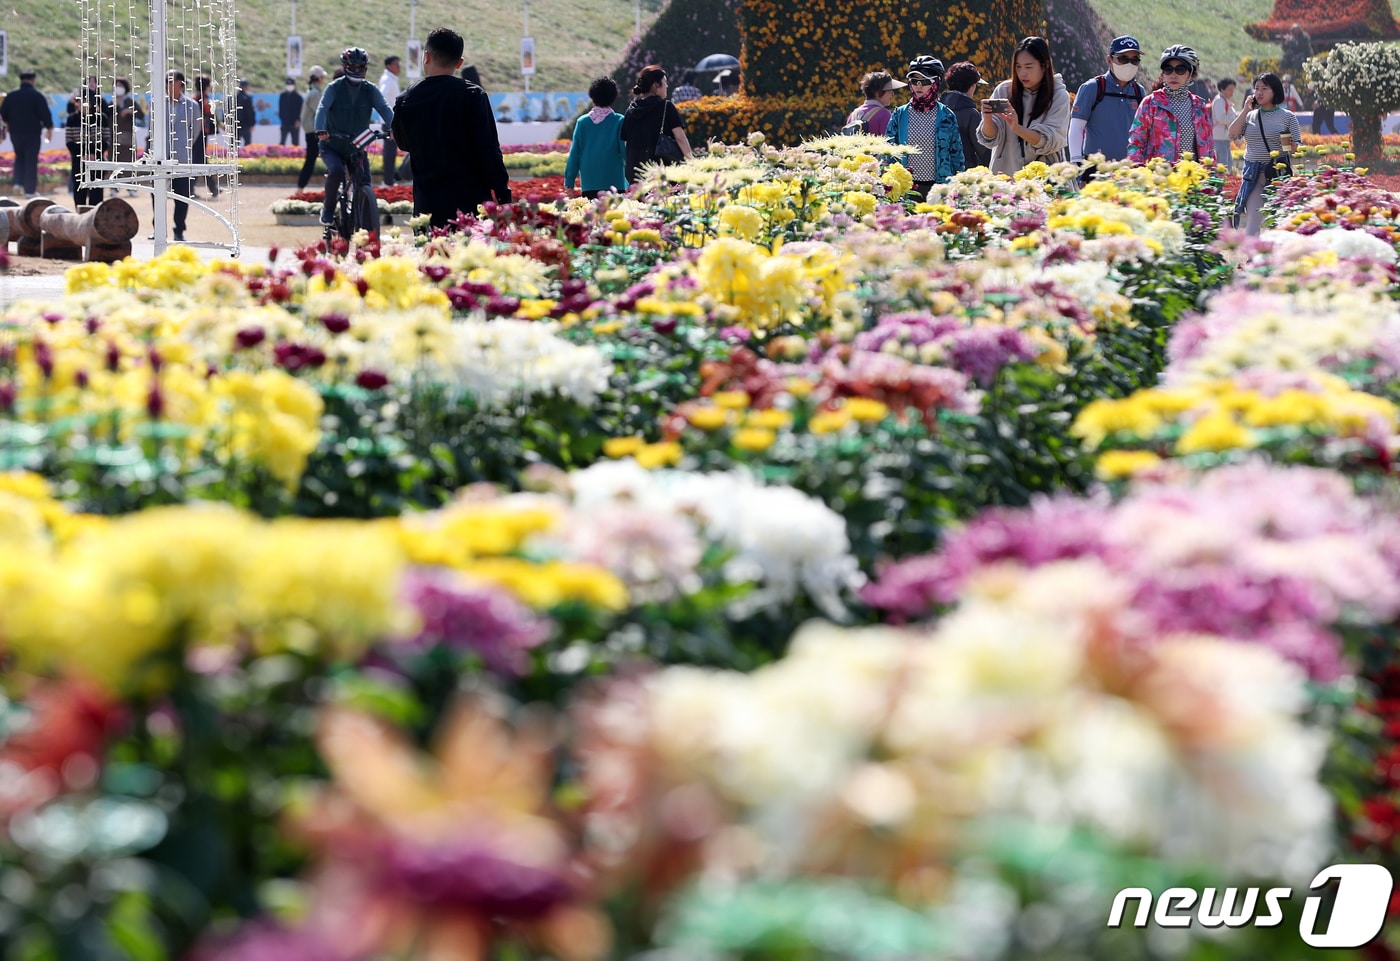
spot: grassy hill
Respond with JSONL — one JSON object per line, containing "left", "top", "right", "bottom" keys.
{"left": 5, "top": 0, "right": 1398, "bottom": 101}
{"left": 3, "top": 0, "right": 668, "bottom": 95}
{"left": 1089, "top": 0, "right": 1277, "bottom": 87}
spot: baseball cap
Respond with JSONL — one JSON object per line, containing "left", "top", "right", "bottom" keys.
{"left": 19, "top": 70, "right": 36, "bottom": 80}
{"left": 882, "top": 78, "right": 909, "bottom": 91}
{"left": 1109, "top": 36, "right": 1140, "bottom": 55}
{"left": 308, "top": 65, "right": 326, "bottom": 79}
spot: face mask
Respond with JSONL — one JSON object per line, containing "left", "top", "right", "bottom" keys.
{"left": 345, "top": 75, "right": 365, "bottom": 86}
{"left": 287, "top": 83, "right": 296, "bottom": 90}
{"left": 1111, "top": 62, "right": 1139, "bottom": 83}
{"left": 115, "top": 87, "right": 128, "bottom": 97}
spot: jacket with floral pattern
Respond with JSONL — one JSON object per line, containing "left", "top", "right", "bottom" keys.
{"left": 1126, "top": 88, "right": 1216, "bottom": 165}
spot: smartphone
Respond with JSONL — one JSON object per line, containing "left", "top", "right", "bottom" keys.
{"left": 983, "top": 98, "right": 1010, "bottom": 112}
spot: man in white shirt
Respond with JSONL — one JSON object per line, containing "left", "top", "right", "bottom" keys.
{"left": 377, "top": 54, "right": 402, "bottom": 185}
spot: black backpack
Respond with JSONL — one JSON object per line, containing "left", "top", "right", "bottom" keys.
{"left": 1090, "top": 74, "right": 1145, "bottom": 111}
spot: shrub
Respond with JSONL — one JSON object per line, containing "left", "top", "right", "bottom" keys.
{"left": 1045, "top": 0, "right": 1113, "bottom": 89}
{"left": 1304, "top": 42, "right": 1400, "bottom": 159}
{"left": 611, "top": 0, "right": 742, "bottom": 99}
{"left": 678, "top": 93, "right": 849, "bottom": 145}
{"left": 737, "top": 0, "right": 1045, "bottom": 103}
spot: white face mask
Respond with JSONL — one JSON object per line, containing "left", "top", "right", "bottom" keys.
{"left": 286, "top": 83, "right": 296, "bottom": 90}
{"left": 345, "top": 75, "right": 365, "bottom": 86}
{"left": 1111, "top": 62, "right": 1139, "bottom": 84}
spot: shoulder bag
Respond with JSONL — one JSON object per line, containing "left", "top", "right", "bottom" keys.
{"left": 654, "top": 101, "right": 684, "bottom": 163}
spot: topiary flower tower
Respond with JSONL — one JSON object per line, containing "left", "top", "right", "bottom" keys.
{"left": 1245, "top": 0, "right": 1400, "bottom": 47}
{"left": 677, "top": 0, "right": 1048, "bottom": 146}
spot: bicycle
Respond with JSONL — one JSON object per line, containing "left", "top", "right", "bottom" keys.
{"left": 322, "top": 129, "right": 386, "bottom": 244}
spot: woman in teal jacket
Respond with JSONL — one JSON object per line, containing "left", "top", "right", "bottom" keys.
{"left": 565, "top": 77, "right": 628, "bottom": 198}
{"left": 886, "top": 55, "right": 965, "bottom": 197}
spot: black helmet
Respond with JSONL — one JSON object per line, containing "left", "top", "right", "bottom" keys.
{"left": 340, "top": 47, "right": 370, "bottom": 73}
{"left": 907, "top": 55, "right": 945, "bottom": 79}
{"left": 1159, "top": 45, "right": 1199, "bottom": 74}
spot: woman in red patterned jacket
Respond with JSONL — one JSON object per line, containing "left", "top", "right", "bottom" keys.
{"left": 1126, "top": 45, "right": 1215, "bottom": 165}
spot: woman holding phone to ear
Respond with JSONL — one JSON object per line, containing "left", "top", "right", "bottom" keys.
{"left": 1227, "top": 72, "right": 1301, "bottom": 235}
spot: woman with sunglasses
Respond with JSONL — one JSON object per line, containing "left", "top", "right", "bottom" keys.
{"left": 1226, "top": 73, "right": 1301, "bottom": 235}
{"left": 977, "top": 36, "right": 1071, "bottom": 176}
{"left": 886, "top": 56, "right": 965, "bottom": 196}
{"left": 1126, "top": 45, "right": 1215, "bottom": 165}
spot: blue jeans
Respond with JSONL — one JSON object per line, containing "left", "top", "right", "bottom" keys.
{"left": 321, "top": 146, "right": 373, "bottom": 229}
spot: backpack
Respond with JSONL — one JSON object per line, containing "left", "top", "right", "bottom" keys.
{"left": 841, "top": 103, "right": 881, "bottom": 136}
{"left": 1091, "top": 74, "right": 1145, "bottom": 111}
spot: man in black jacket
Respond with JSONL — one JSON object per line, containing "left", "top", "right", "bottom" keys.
{"left": 391, "top": 27, "right": 510, "bottom": 228}
{"left": 940, "top": 61, "right": 990, "bottom": 169}
{"left": 278, "top": 77, "right": 304, "bottom": 145}
{"left": 1, "top": 71, "right": 55, "bottom": 195}
{"left": 236, "top": 79, "right": 256, "bottom": 147}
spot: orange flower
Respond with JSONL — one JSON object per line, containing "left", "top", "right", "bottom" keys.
{"left": 280, "top": 700, "right": 612, "bottom": 961}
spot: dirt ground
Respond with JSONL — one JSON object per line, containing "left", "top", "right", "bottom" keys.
{"left": 3, "top": 182, "right": 324, "bottom": 276}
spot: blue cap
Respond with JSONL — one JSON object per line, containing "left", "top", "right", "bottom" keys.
{"left": 1109, "top": 36, "right": 1141, "bottom": 55}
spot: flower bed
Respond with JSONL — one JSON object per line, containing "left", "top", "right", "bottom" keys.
{"left": 3, "top": 142, "right": 1400, "bottom": 960}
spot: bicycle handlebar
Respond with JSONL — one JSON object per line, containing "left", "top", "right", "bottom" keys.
{"left": 321, "top": 130, "right": 390, "bottom": 153}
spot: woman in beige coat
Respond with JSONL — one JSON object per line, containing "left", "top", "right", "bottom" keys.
{"left": 976, "top": 36, "right": 1071, "bottom": 175}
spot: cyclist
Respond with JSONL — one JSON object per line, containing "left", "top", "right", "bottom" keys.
{"left": 313, "top": 46, "right": 394, "bottom": 238}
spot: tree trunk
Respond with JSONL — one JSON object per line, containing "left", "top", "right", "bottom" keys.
{"left": 19, "top": 198, "right": 55, "bottom": 239}
{"left": 1352, "top": 109, "right": 1384, "bottom": 162}
{"left": 40, "top": 199, "right": 140, "bottom": 248}
{"left": 0, "top": 207, "right": 18, "bottom": 245}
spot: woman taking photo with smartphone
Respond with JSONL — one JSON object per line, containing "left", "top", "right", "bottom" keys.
{"left": 1126, "top": 45, "right": 1215, "bottom": 165}
{"left": 1227, "top": 72, "right": 1301, "bottom": 235}
{"left": 976, "top": 36, "right": 1071, "bottom": 175}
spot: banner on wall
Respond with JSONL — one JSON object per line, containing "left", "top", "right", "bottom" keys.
{"left": 406, "top": 39, "right": 422, "bottom": 79}
{"left": 520, "top": 37, "right": 536, "bottom": 77}
{"left": 286, "top": 36, "right": 302, "bottom": 77}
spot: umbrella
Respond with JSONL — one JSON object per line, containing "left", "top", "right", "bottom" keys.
{"left": 693, "top": 54, "right": 739, "bottom": 72}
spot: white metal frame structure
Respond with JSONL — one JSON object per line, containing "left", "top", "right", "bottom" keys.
{"left": 78, "top": 0, "right": 241, "bottom": 255}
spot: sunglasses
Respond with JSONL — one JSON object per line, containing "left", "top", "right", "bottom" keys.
{"left": 1112, "top": 55, "right": 1141, "bottom": 65}
{"left": 1161, "top": 63, "right": 1191, "bottom": 75}
{"left": 908, "top": 79, "right": 934, "bottom": 87}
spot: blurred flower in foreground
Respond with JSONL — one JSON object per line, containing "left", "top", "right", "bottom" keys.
{"left": 231, "top": 698, "right": 611, "bottom": 961}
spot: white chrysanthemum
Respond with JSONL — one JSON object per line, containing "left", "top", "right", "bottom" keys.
{"left": 662, "top": 470, "right": 865, "bottom": 618}
{"left": 564, "top": 464, "right": 864, "bottom": 618}
{"left": 436, "top": 318, "right": 612, "bottom": 406}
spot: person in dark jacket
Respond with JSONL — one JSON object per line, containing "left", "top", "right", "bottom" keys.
{"left": 236, "top": 79, "right": 256, "bottom": 146}
{"left": 279, "top": 77, "right": 304, "bottom": 145}
{"left": 391, "top": 27, "right": 511, "bottom": 228}
{"left": 65, "top": 75, "right": 111, "bottom": 206}
{"left": 940, "top": 61, "right": 990, "bottom": 168}
{"left": 1, "top": 70, "right": 55, "bottom": 195}
{"left": 620, "top": 64, "right": 693, "bottom": 184}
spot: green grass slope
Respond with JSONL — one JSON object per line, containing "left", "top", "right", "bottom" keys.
{"left": 6, "top": 0, "right": 1399, "bottom": 110}
{"left": 1088, "top": 0, "right": 1400, "bottom": 87}
{"left": 3, "top": 0, "right": 666, "bottom": 95}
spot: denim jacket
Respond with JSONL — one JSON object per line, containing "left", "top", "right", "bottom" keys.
{"left": 886, "top": 101, "right": 965, "bottom": 183}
